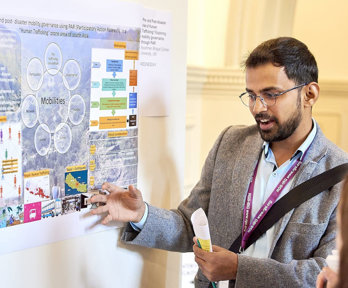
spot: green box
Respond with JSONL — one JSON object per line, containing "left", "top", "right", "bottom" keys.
{"left": 102, "top": 78, "right": 126, "bottom": 91}
{"left": 100, "top": 98, "right": 127, "bottom": 110}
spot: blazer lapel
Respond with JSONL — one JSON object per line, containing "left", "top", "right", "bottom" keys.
{"left": 232, "top": 133, "right": 263, "bottom": 200}
{"left": 268, "top": 127, "right": 328, "bottom": 256}
{"left": 228, "top": 131, "right": 263, "bottom": 244}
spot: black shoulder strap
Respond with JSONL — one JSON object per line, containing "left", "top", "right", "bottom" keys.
{"left": 229, "top": 163, "right": 348, "bottom": 253}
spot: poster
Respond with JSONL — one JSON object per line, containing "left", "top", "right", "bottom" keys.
{"left": 0, "top": 14, "right": 140, "bottom": 249}
{"left": 0, "top": 3, "right": 172, "bottom": 255}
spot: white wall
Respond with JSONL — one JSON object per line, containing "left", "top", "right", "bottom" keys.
{"left": 0, "top": 0, "right": 187, "bottom": 288}
{"left": 187, "top": 0, "right": 230, "bottom": 67}
{"left": 293, "top": 0, "right": 348, "bottom": 81}
{"left": 292, "top": 0, "right": 348, "bottom": 152}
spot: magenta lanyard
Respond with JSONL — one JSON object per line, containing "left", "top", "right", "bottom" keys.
{"left": 241, "top": 149, "right": 308, "bottom": 250}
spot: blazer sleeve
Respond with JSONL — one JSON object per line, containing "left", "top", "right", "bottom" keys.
{"left": 121, "top": 126, "right": 232, "bottom": 252}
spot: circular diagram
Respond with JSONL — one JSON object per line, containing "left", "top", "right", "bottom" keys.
{"left": 68, "top": 94, "right": 85, "bottom": 125}
{"left": 21, "top": 94, "right": 39, "bottom": 128}
{"left": 34, "top": 124, "right": 51, "bottom": 156}
{"left": 45, "top": 43, "right": 62, "bottom": 75}
{"left": 54, "top": 123, "right": 72, "bottom": 154}
{"left": 63, "top": 60, "right": 81, "bottom": 91}
{"left": 37, "top": 72, "right": 70, "bottom": 133}
{"left": 26, "top": 58, "right": 44, "bottom": 91}
{"left": 23, "top": 42, "right": 85, "bottom": 155}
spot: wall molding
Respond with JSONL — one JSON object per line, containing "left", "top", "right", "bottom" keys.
{"left": 187, "top": 66, "right": 245, "bottom": 96}
{"left": 318, "top": 80, "right": 348, "bottom": 97}
{"left": 187, "top": 65, "right": 348, "bottom": 98}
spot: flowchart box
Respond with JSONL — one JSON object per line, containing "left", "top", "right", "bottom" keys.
{"left": 100, "top": 98, "right": 127, "bottom": 110}
{"left": 106, "top": 59, "right": 123, "bottom": 72}
{"left": 129, "top": 93, "right": 137, "bottom": 108}
{"left": 102, "top": 78, "right": 126, "bottom": 91}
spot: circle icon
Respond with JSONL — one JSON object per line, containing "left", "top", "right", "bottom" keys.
{"left": 44, "top": 43, "right": 62, "bottom": 75}
{"left": 34, "top": 124, "right": 51, "bottom": 156}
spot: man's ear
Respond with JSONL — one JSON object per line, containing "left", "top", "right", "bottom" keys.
{"left": 304, "top": 82, "right": 319, "bottom": 107}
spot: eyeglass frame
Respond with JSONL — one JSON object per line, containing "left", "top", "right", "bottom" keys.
{"left": 239, "top": 83, "right": 308, "bottom": 108}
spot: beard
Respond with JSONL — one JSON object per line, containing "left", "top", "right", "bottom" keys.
{"left": 255, "top": 94, "right": 302, "bottom": 142}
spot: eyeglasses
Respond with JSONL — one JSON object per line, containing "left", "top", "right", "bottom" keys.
{"left": 239, "top": 83, "right": 308, "bottom": 108}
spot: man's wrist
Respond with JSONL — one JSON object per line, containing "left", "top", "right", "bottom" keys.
{"left": 135, "top": 202, "right": 146, "bottom": 223}
{"left": 130, "top": 202, "right": 148, "bottom": 231}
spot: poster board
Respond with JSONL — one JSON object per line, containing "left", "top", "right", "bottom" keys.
{"left": 0, "top": 10, "right": 141, "bottom": 254}
{"left": 0, "top": 0, "right": 186, "bottom": 287}
{"left": 0, "top": 0, "right": 174, "bottom": 255}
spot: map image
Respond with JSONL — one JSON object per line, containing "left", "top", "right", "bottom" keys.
{"left": 23, "top": 169, "right": 50, "bottom": 204}
{"left": 0, "top": 15, "right": 139, "bottom": 230}
{"left": 65, "top": 168, "right": 88, "bottom": 195}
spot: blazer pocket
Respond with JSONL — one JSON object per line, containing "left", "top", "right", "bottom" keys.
{"left": 280, "top": 222, "right": 328, "bottom": 259}
{"left": 285, "top": 221, "right": 327, "bottom": 235}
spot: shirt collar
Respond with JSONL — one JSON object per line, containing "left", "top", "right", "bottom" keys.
{"left": 263, "top": 118, "right": 317, "bottom": 161}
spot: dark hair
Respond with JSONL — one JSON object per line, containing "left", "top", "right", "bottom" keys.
{"left": 338, "top": 175, "right": 348, "bottom": 288}
{"left": 244, "top": 37, "right": 318, "bottom": 85}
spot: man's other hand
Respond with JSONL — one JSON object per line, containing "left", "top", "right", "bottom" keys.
{"left": 193, "top": 237, "right": 238, "bottom": 282}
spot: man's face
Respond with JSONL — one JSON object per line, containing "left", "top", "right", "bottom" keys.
{"left": 246, "top": 63, "right": 304, "bottom": 143}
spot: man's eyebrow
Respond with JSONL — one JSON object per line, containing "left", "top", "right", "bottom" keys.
{"left": 245, "top": 86, "right": 281, "bottom": 93}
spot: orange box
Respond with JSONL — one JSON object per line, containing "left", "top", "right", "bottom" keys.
{"left": 89, "top": 160, "right": 96, "bottom": 171}
{"left": 90, "top": 176, "right": 95, "bottom": 186}
{"left": 125, "top": 50, "right": 139, "bottom": 60}
{"left": 129, "top": 70, "right": 137, "bottom": 86}
{"left": 0, "top": 116, "right": 7, "bottom": 122}
{"left": 99, "top": 116, "right": 127, "bottom": 129}
{"left": 24, "top": 169, "right": 50, "bottom": 178}
{"left": 90, "top": 145, "right": 96, "bottom": 155}
{"left": 114, "top": 41, "right": 126, "bottom": 49}
{"left": 108, "top": 131, "right": 128, "bottom": 138}
{"left": 90, "top": 120, "right": 98, "bottom": 126}
{"left": 66, "top": 165, "right": 87, "bottom": 172}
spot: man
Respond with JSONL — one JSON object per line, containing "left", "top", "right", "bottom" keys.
{"left": 90, "top": 37, "right": 348, "bottom": 287}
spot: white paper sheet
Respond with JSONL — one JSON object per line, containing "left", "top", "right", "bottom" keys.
{"left": 191, "top": 207, "right": 212, "bottom": 252}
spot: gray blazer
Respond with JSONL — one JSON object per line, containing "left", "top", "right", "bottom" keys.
{"left": 122, "top": 125, "right": 348, "bottom": 287}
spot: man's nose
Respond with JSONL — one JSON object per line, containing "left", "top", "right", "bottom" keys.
{"left": 251, "top": 97, "right": 267, "bottom": 114}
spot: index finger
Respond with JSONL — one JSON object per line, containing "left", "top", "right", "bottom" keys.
{"left": 89, "top": 194, "right": 107, "bottom": 203}
{"left": 193, "top": 242, "right": 209, "bottom": 260}
{"left": 102, "top": 182, "right": 126, "bottom": 194}
{"left": 90, "top": 203, "right": 109, "bottom": 215}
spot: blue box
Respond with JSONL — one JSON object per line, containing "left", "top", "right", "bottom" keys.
{"left": 129, "top": 93, "right": 137, "bottom": 108}
{"left": 106, "top": 59, "right": 123, "bottom": 72}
